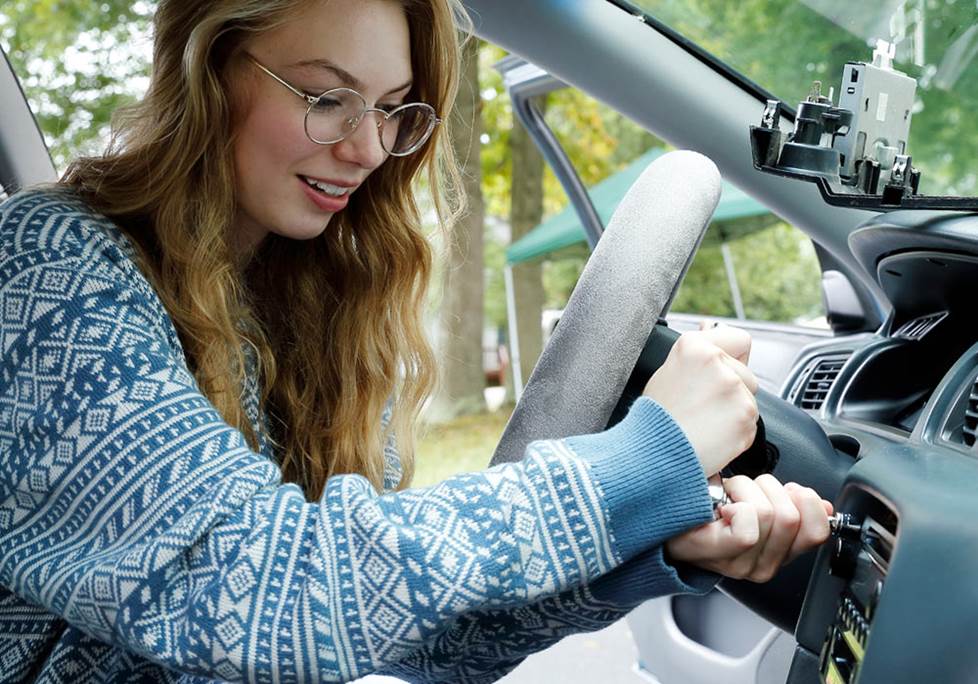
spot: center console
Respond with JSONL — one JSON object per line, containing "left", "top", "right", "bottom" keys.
{"left": 818, "top": 496, "right": 896, "bottom": 684}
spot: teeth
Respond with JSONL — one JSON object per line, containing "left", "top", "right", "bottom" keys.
{"left": 303, "top": 176, "right": 348, "bottom": 197}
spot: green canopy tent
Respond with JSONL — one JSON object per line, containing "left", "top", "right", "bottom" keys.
{"left": 502, "top": 148, "right": 773, "bottom": 397}
{"left": 506, "top": 148, "right": 770, "bottom": 265}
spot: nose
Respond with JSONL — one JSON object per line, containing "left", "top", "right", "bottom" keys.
{"left": 330, "top": 112, "right": 388, "bottom": 170}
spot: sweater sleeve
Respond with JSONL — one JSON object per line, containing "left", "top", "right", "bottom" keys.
{"left": 380, "top": 545, "right": 719, "bottom": 683}
{"left": 0, "top": 230, "right": 712, "bottom": 682}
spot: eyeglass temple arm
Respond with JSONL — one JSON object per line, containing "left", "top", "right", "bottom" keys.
{"left": 248, "top": 56, "right": 443, "bottom": 134}
{"left": 249, "top": 57, "right": 319, "bottom": 105}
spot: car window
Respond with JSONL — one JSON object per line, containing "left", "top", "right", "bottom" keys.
{"left": 536, "top": 87, "right": 826, "bottom": 327}
{"left": 623, "top": 0, "right": 978, "bottom": 198}
{"left": 2, "top": 6, "right": 826, "bottom": 330}
{"left": 0, "top": 5, "right": 154, "bottom": 171}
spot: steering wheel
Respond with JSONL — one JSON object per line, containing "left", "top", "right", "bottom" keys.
{"left": 490, "top": 150, "right": 853, "bottom": 632}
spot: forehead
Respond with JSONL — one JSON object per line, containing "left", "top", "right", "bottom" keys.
{"left": 250, "top": 0, "right": 413, "bottom": 94}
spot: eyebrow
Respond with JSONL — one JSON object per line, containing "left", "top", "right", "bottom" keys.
{"left": 292, "top": 58, "right": 413, "bottom": 96}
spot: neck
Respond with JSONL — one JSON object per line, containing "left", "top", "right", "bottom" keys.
{"left": 231, "top": 212, "right": 269, "bottom": 268}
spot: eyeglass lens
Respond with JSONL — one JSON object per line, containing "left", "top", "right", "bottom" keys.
{"left": 306, "top": 89, "right": 435, "bottom": 154}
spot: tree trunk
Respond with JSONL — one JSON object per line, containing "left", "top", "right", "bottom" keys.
{"left": 505, "top": 99, "right": 547, "bottom": 400}
{"left": 428, "top": 39, "right": 486, "bottom": 423}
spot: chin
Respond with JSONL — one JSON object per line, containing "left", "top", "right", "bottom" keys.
{"left": 278, "top": 215, "right": 334, "bottom": 241}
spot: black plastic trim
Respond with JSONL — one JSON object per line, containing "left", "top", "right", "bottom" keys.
{"left": 605, "top": 0, "right": 797, "bottom": 121}
{"left": 913, "top": 342, "right": 978, "bottom": 453}
{"left": 786, "top": 644, "right": 822, "bottom": 683}
{"left": 814, "top": 242, "right": 885, "bottom": 332}
{"left": 779, "top": 335, "right": 874, "bottom": 410}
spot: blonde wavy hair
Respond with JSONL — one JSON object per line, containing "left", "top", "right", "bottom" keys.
{"left": 62, "top": 0, "right": 468, "bottom": 497}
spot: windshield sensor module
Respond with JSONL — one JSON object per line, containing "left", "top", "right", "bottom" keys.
{"left": 748, "top": 40, "right": 978, "bottom": 212}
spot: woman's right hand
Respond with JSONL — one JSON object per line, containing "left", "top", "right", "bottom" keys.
{"left": 642, "top": 325, "right": 759, "bottom": 477}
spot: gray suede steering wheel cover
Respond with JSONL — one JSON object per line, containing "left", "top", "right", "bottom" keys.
{"left": 490, "top": 150, "right": 722, "bottom": 465}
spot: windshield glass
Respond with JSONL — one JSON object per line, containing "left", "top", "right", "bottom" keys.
{"left": 623, "top": 0, "right": 978, "bottom": 198}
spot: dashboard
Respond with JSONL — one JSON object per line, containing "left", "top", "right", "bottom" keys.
{"left": 774, "top": 210, "right": 978, "bottom": 683}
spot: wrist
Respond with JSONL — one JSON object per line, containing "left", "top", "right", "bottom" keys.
{"left": 565, "top": 397, "right": 714, "bottom": 561}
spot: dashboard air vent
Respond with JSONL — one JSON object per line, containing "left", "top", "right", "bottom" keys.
{"left": 894, "top": 311, "right": 948, "bottom": 340}
{"left": 962, "top": 376, "right": 978, "bottom": 447}
{"left": 790, "top": 354, "right": 851, "bottom": 411}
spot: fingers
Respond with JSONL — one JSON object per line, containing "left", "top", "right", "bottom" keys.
{"left": 752, "top": 475, "right": 802, "bottom": 579}
{"left": 723, "top": 355, "right": 759, "bottom": 396}
{"left": 665, "top": 503, "right": 759, "bottom": 566}
{"left": 722, "top": 475, "right": 777, "bottom": 578}
{"left": 666, "top": 476, "right": 837, "bottom": 582}
{"left": 783, "top": 482, "right": 833, "bottom": 561}
{"left": 697, "top": 322, "right": 752, "bottom": 365}
{"left": 718, "top": 501, "right": 760, "bottom": 551}
{"left": 720, "top": 475, "right": 830, "bottom": 581}
{"left": 687, "top": 325, "right": 758, "bottom": 394}
{"left": 645, "top": 327, "right": 759, "bottom": 477}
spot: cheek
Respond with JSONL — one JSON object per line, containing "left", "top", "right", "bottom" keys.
{"left": 234, "top": 97, "right": 312, "bottom": 187}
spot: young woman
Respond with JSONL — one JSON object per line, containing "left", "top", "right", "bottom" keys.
{"left": 0, "top": 0, "right": 831, "bottom": 681}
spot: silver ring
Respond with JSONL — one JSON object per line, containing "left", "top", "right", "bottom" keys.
{"left": 708, "top": 480, "right": 730, "bottom": 520}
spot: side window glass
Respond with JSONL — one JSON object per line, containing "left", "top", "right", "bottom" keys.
{"left": 527, "top": 87, "right": 826, "bottom": 328}
{"left": 0, "top": 5, "right": 155, "bottom": 172}
{"left": 671, "top": 216, "right": 826, "bottom": 327}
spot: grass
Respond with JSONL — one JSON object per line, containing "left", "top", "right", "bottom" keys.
{"left": 412, "top": 408, "right": 513, "bottom": 487}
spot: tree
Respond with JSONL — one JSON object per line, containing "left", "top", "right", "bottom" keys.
{"left": 0, "top": 1, "right": 156, "bottom": 171}
{"left": 428, "top": 37, "right": 487, "bottom": 422}
{"left": 7, "top": 1, "right": 975, "bottom": 405}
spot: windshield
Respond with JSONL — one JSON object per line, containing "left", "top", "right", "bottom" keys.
{"left": 622, "top": 0, "right": 978, "bottom": 198}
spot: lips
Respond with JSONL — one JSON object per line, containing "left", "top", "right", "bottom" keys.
{"left": 300, "top": 174, "right": 358, "bottom": 197}
{"left": 298, "top": 175, "right": 352, "bottom": 213}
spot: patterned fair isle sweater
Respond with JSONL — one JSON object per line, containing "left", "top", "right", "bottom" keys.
{"left": 0, "top": 188, "right": 717, "bottom": 683}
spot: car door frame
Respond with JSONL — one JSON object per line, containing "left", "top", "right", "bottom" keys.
{"left": 0, "top": 46, "right": 56, "bottom": 195}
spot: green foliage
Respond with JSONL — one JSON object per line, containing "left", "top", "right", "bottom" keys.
{"left": 731, "top": 221, "right": 824, "bottom": 322}
{"left": 478, "top": 43, "right": 514, "bottom": 218}
{"left": 671, "top": 239, "right": 736, "bottom": 317}
{"left": 2, "top": 3, "right": 865, "bottom": 331}
{"left": 483, "top": 223, "right": 509, "bottom": 329}
{"left": 0, "top": 0, "right": 156, "bottom": 170}
{"left": 672, "top": 220, "right": 825, "bottom": 323}
{"left": 542, "top": 246, "right": 589, "bottom": 309}
{"left": 633, "top": 0, "right": 978, "bottom": 196}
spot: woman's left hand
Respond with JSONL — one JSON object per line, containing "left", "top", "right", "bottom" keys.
{"left": 665, "top": 474, "right": 834, "bottom": 582}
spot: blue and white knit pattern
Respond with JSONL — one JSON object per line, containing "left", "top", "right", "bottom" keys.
{"left": 0, "top": 189, "right": 715, "bottom": 683}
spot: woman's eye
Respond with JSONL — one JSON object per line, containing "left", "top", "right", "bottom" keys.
{"left": 309, "top": 95, "right": 343, "bottom": 111}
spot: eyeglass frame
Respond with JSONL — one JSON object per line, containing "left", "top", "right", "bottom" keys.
{"left": 247, "top": 55, "right": 442, "bottom": 157}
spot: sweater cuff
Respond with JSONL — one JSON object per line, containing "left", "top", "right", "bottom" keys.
{"left": 564, "top": 397, "right": 713, "bottom": 561}
{"left": 589, "top": 545, "right": 720, "bottom": 606}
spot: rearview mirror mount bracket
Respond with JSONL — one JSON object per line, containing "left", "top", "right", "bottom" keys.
{"left": 749, "top": 40, "right": 978, "bottom": 213}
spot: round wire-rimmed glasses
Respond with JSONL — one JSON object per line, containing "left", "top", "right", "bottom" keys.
{"left": 249, "top": 56, "right": 441, "bottom": 157}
